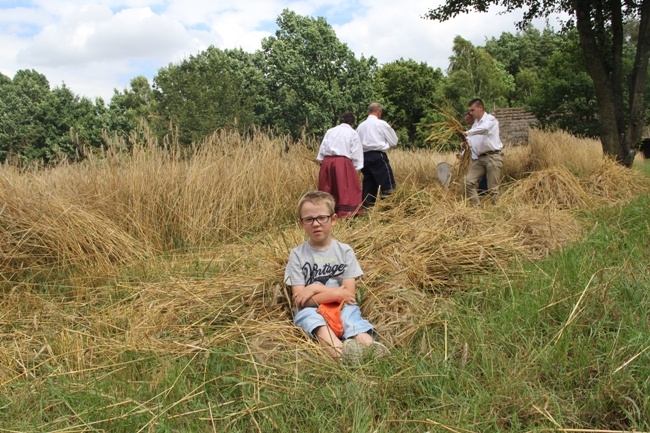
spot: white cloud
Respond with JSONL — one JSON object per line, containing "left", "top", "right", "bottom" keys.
{"left": 0, "top": 0, "right": 568, "bottom": 101}
{"left": 16, "top": 6, "right": 192, "bottom": 66}
{"left": 335, "top": 0, "right": 565, "bottom": 71}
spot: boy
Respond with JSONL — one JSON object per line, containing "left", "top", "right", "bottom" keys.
{"left": 284, "top": 191, "right": 387, "bottom": 362}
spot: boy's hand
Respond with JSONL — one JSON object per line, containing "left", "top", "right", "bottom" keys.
{"left": 292, "top": 285, "right": 314, "bottom": 308}
{"left": 339, "top": 288, "right": 357, "bottom": 305}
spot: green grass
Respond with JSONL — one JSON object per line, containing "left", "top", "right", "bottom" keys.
{"left": 636, "top": 156, "right": 650, "bottom": 176}
{"left": 2, "top": 196, "right": 649, "bottom": 432}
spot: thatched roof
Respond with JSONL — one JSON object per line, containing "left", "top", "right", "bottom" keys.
{"left": 493, "top": 107, "right": 538, "bottom": 146}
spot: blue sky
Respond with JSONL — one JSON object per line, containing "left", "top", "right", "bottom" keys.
{"left": 0, "top": 0, "right": 566, "bottom": 102}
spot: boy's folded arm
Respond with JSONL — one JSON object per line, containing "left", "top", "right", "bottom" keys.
{"left": 311, "top": 289, "right": 345, "bottom": 305}
{"left": 312, "top": 279, "right": 356, "bottom": 305}
{"left": 293, "top": 279, "right": 357, "bottom": 307}
{"left": 292, "top": 284, "right": 312, "bottom": 308}
{"left": 292, "top": 283, "right": 329, "bottom": 308}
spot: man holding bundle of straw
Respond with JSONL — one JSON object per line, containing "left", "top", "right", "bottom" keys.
{"left": 356, "top": 102, "right": 399, "bottom": 207}
{"left": 464, "top": 98, "right": 503, "bottom": 205}
{"left": 458, "top": 112, "right": 488, "bottom": 194}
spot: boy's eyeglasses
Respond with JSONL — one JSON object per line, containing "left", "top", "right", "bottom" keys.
{"left": 300, "top": 215, "right": 333, "bottom": 225}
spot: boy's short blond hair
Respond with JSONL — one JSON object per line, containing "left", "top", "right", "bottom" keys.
{"left": 297, "top": 191, "right": 336, "bottom": 216}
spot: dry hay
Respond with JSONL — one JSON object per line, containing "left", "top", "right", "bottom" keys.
{"left": 528, "top": 128, "right": 603, "bottom": 176}
{"left": 421, "top": 107, "right": 466, "bottom": 152}
{"left": 391, "top": 148, "right": 455, "bottom": 188}
{"left": 503, "top": 205, "right": 582, "bottom": 260}
{"left": 0, "top": 278, "right": 309, "bottom": 386}
{"left": 2, "top": 130, "right": 649, "bottom": 383}
{"left": 415, "top": 107, "right": 472, "bottom": 190}
{"left": 0, "top": 175, "right": 149, "bottom": 282}
{"left": 446, "top": 150, "right": 472, "bottom": 194}
{"left": 634, "top": 151, "right": 646, "bottom": 164}
{"left": 501, "top": 166, "right": 592, "bottom": 210}
{"left": 502, "top": 143, "right": 533, "bottom": 181}
{"left": 0, "top": 185, "right": 538, "bottom": 384}
{"left": 582, "top": 157, "right": 650, "bottom": 204}
{"left": 336, "top": 189, "right": 527, "bottom": 297}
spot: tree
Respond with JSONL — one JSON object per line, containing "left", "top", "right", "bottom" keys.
{"left": 374, "top": 59, "right": 444, "bottom": 147}
{"left": 484, "top": 25, "right": 564, "bottom": 105}
{"left": 425, "top": 0, "right": 650, "bottom": 166}
{"left": 35, "top": 85, "right": 106, "bottom": 161}
{"left": 0, "top": 69, "right": 49, "bottom": 162}
{"left": 0, "top": 70, "right": 106, "bottom": 163}
{"left": 108, "top": 76, "right": 158, "bottom": 142}
{"left": 260, "top": 9, "right": 377, "bottom": 139}
{"left": 443, "top": 36, "right": 514, "bottom": 110}
{"left": 153, "top": 47, "right": 262, "bottom": 145}
{"left": 527, "top": 29, "right": 600, "bottom": 137}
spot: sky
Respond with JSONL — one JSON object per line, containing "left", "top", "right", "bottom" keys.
{"left": 0, "top": 0, "right": 566, "bottom": 103}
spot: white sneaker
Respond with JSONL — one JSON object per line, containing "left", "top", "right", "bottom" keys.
{"left": 341, "top": 339, "right": 364, "bottom": 365}
{"left": 341, "top": 340, "right": 389, "bottom": 364}
{"left": 367, "top": 341, "right": 390, "bottom": 359}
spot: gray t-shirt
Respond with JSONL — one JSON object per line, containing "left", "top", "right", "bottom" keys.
{"left": 284, "top": 239, "right": 363, "bottom": 287}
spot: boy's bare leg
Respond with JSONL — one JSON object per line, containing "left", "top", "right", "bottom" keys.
{"left": 352, "top": 332, "right": 373, "bottom": 346}
{"left": 314, "top": 326, "right": 343, "bottom": 359}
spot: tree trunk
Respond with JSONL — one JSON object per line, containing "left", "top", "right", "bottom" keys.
{"left": 574, "top": 1, "right": 622, "bottom": 158}
{"left": 622, "top": 0, "right": 650, "bottom": 167}
{"left": 573, "top": 0, "right": 650, "bottom": 167}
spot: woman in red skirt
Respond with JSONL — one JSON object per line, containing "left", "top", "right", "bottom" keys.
{"left": 317, "top": 112, "right": 364, "bottom": 218}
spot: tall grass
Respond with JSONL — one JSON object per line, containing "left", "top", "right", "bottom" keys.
{"left": 1, "top": 129, "right": 649, "bottom": 431}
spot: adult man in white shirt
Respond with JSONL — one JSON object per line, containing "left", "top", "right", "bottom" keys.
{"left": 317, "top": 112, "right": 364, "bottom": 217}
{"left": 356, "top": 102, "right": 399, "bottom": 207}
{"left": 458, "top": 112, "right": 488, "bottom": 193}
{"left": 465, "top": 98, "right": 503, "bottom": 205}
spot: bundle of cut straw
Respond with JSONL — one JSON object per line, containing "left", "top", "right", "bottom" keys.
{"left": 422, "top": 106, "right": 467, "bottom": 153}
{"left": 422, "top": 106, "right": 472, "bottom": 188}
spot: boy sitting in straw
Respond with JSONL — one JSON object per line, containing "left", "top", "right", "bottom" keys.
{"left": 284, "top": 191, "right": 388, "bottom": 363}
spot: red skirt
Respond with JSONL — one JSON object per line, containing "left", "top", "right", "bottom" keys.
{"left": 318, "top": 156, "right": 363, "bottom": 218}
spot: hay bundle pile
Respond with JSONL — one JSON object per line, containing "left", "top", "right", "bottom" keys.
{"left": 503, "top": 205, "right": 582, "bottom": 259}
{"left": 501, "top": 166, "right": 592, "bottom": 210}
{"left": 583, "top": 158, "right": 650, "bottom": 204}
{"left": 390, "top": 148, "right": 454, "bottom": 188}
{"left": 352, "top": 193, "right": 519, "bottom": 291}
{"left": 422, "top": 108, "right": 466, "bottom": 152}
{"left": 0, "top": 276, "right": 308, "bottom": 384}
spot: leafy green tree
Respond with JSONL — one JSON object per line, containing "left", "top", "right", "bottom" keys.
{"left": 442, "top": 36, "right": 514, "bottom": 110}
{"left": 260, "top": 9, "right": 377, "bottom": 139}
{"left": 0, "top": 72, "right": 18, "bottom": 161}
{"left": 153, "top": 47, "right": 263, "bottom": 145}
{"left": 0, "top": 69, "right": 51, "bottom": 162}
{"left": 484, "top": 25, "right": 563, "bottom": 105}
{"left": 108, "top": 76, "right": 158, "bottom": 142}
{"left": 425, "top": 0, "right": 650, "bottom": 166}
{"left": 527, "top": 30, "right": 599, "bottom": 137}
{"left": 485, "top": 25, "right": 561, "bottom": 75}
{"left": 0, "top": 70, "right": 106, "bottom": 163}
{"left": 374, "top": 59, "right": 444, "bottom": 147}
{"left": 32, "top": 85, "right": 106, "bottom": 161}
